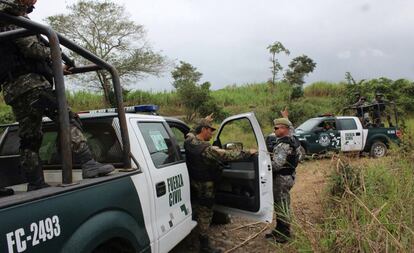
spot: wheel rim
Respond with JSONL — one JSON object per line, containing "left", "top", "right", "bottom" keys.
{"left": 374, "top": 144, "right": 385, "bottom": 157}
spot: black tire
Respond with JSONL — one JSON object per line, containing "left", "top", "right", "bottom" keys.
{"left": 369, "top": 141, "right": 387, "bottom": 158}
{"left": 92, "top": 238, "right": 135, "bottom": 253}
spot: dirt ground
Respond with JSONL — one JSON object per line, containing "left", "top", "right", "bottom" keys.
{"left": 172, "top": 159, "right": 333, "bottom": 253}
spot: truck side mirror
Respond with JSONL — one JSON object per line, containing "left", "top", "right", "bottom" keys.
{"left": 223, "top": 142, "right": 243, "bottom": 151}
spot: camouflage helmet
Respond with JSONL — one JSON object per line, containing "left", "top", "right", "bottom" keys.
{"left": 195, "top": 118, "right": 216, "bottom": 131}
{"left": 375, "top": 92, "right": 383, "bottom": 97}
{"left": 273, "top": 118, "right": 293, "bottom": 128}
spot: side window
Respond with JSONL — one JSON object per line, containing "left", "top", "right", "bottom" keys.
{"left": 317, "top": 120, "right": 337, "bottom": 131}
{"left": 338, "top": 119, "right": 357, "bottom": 130}
{"left": 218, "top": 118, "right": 258, "bottom": 150}
{"left": 138, "top": 122, "right": 181, "bottom": 168}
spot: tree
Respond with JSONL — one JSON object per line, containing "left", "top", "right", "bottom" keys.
{"left": 284, "top": 55, "right": 316, "bottom": 99}
{"left": 171, "top": 62, "right": 202, "bottom": 88}
{"left": 171, "top": 61, "right": 223, "bottom": 121}
{"left": 267, "top": 41, "right": 290, "bottom": 87}
{"left": 46, "top": 0, "right": 168, "bottom": 105}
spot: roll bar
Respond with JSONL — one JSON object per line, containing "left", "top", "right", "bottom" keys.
{"left": 0, "top": 13, "right": 131, "bottom": 185}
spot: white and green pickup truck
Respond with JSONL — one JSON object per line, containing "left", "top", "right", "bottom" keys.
{"left": 0, "top": 13, "right": 274, "bottom": 253}
{"left": 294, "top": 115, "right": 402, "bottom": 158}
{"left": 0, "top": 109, "right": 274, "bottom": 253}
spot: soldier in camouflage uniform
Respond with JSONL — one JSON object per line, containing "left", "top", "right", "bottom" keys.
{"left": 184, "top": 118, "right": 256, "bottom": 253}
{"left": 265, "top": 118, "right": 301, "bottom": 243}
{"left": 0, "top": 0, "right": 114, "bottom": 192}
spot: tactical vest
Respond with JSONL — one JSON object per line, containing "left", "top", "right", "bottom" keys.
{"left": 274, "top": 136, "right": 300, "bottom": 176}
{"left": 184, "top": 138, "right": 217, "bottom": 182}
{"left": 0, "top": 23, "right": 53, "bottom": 84}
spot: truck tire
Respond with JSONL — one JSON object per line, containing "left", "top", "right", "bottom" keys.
{"left": 93, "top": 238, "right": 135, "bottom": 253}
{"left": 370, "top": 141, "right": 387, "bottom": 158}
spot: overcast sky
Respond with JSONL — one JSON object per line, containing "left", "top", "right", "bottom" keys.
{"left": 30, "top": 0, "right": 414, "bottom": 91}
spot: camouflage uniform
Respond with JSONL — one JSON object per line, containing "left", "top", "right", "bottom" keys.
{"left": 270, "top": 133, "right": 301, "bottom": 241}
{"left": 371, "top": 94, "right": 388, "bottom": 127}
{"left": 184, "top": 134, "right": 252, "bottom": 238}
{"left": 0, "top": 0, "right": 27, "bottom": 16}
{"left": 0, "top": 2, "right": 113, "bottom": 190}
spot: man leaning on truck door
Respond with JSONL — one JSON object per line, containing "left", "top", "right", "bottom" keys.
{"left": 184, "top": 115, "right": 256, "bottom": 253}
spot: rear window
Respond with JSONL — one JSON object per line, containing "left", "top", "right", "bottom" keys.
{"left": 338, "top": 118, "right": 357, "bottom": 130}
{"left": 0, "top": 128, "right": 19, "bottom": 156}
{"left": 0, "top": 120, "right": 123, "bottom": 165}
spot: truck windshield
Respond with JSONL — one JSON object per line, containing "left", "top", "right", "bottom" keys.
{"left": 296, "top": 118, "right": 322, "bottom": 132}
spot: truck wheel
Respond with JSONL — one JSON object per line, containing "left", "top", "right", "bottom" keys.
{"left": 92, "top": 238, "right": 135, "bottom": 253}
{"left": 370, "top": 141, "right": 387, "bottom": 158}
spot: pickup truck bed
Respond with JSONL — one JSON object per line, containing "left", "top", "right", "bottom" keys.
{"left": 0, "top": 169, "right": 138, "bottom": 209}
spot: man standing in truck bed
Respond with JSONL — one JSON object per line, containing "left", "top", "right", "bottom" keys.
{"left": 0, "top": 0, "right": 114, "bottom": 191}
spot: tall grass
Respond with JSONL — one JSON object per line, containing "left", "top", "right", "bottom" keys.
{"left": 66, "top": 91, "right": 104, "bottom": 111}
{"left": 280, "top": 151, "right": 414, "bottom": 252}
{"left": 304, "top": 82, "right": 347, "bottom": 97}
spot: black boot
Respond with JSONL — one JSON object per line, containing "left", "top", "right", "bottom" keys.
{"left": 199, "top": 235, "right": 221, "bottom": 253}
{"left": 74, "top": 148, "right": 114, "bottom": 178}
{"left": 265, "top": 218, "right": 290, "bottom": 244}
{"left": 211, "top": 211, "right": 231, "bottom": 226}
{"left": 0, "top": 188, "right": 14, "bottom": 197}
{"left": 26, "top": 166, "right": 50, "bottom": 191}
{"left": 21, "top": 150, "right": 50, "bottom": 192}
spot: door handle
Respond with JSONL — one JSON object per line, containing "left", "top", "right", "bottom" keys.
{"left": 356, "top": 132, "right": 361, "bottom": 136}
{"left": 156, "top": 181, "right": 166, "bottom": 197}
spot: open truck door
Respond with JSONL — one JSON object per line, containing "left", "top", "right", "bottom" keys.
{"left": 212, "top": 113, "right": 273, "bottom": 223}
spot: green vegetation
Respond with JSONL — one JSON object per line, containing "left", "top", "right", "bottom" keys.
{"left": 267, "top": 41, "right": 290, "bottom": 87}
{"left": 46, "top": 0, "right": 168, "bottom": 104}
{"left": 0, "top": 77, "right": 413, "bottom": 252}
{"left": 0, "top": 78, "right": 412, "bottom": 128}
{"left": 171, "top": 61, "right": 226, "bottom": 121}
{"left": 284, "top": 55, "right": 317, "bottom": 99}
{"left": 287, "top": 149, "right": 414, "bottom": 252}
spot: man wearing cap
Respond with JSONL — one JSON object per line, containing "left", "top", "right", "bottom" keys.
{"left": 184, "top": 117, "right": 256, "bottom": 253}
{"left": 265, "top": 117, "right": 301, "bottom": 243}
{"left": 0, "top": 0, "right": 114, "bottom": 192}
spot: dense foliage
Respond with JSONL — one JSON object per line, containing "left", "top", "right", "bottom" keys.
{"left": 46, "top": 0, "right": 168, "bottom": 105}
{"left": 0, "top": 78, "right": 412, "bottom": 128}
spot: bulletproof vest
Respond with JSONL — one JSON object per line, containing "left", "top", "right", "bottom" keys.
{"left": 275, "top": 135, "right": 300, "bottom": 175}
{"left": 184, "top": 138, "right": 216, "bottom": 182}
{"left": 0, "top": 23, "right": 52, "bottom": 84}
{"left": 265, "top": 134, "right": 278, "bottom": 152}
